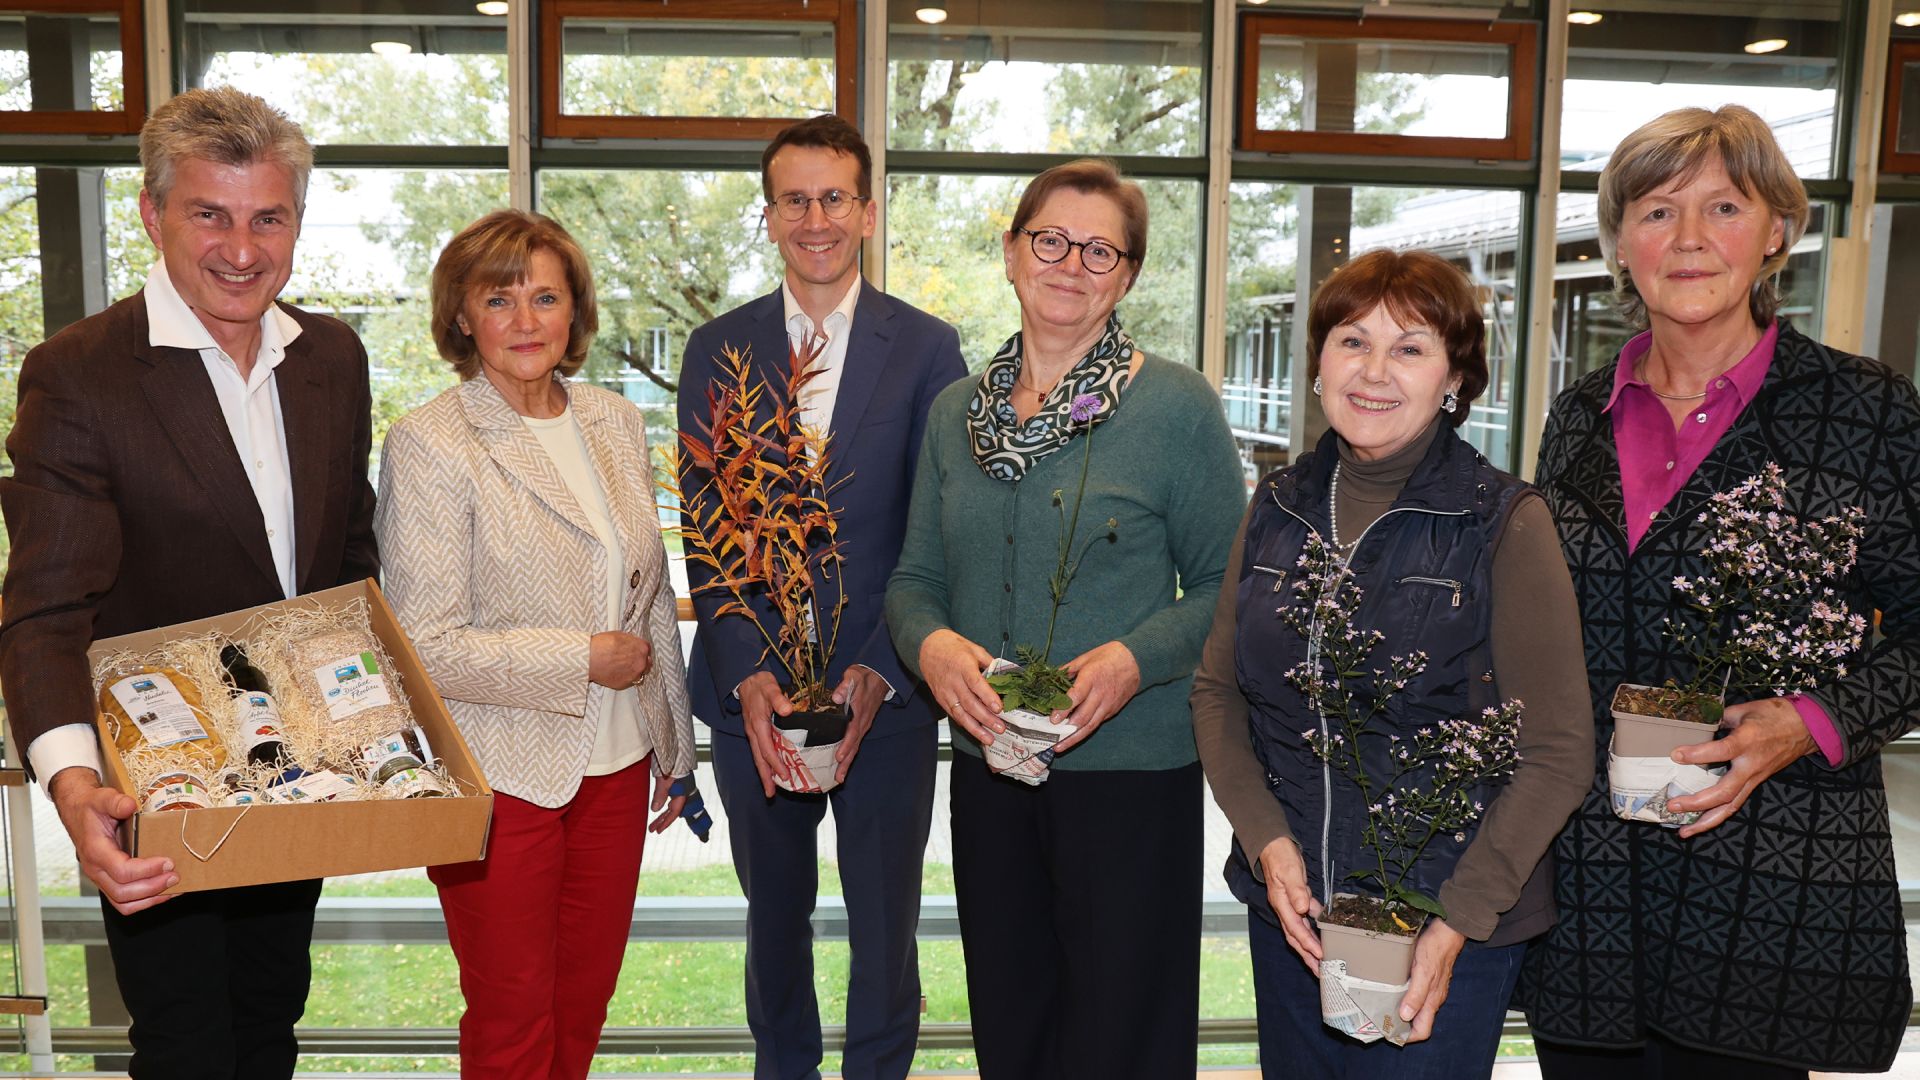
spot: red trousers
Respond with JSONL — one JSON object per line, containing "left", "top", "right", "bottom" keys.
{"left": 430, "top": 759, "right": 651, "bottom": 1079}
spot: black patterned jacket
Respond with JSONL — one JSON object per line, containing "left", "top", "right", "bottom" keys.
{"left": 1515, "top": 322, "right": 1920, "bottom": 1071}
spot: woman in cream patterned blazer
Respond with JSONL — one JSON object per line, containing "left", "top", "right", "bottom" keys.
{"left": 374, "top": 209, "right": 694, "bottom": 1080}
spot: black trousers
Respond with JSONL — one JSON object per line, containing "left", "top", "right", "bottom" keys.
{"left": 1534, "top": 1032, "right": 1811, "bottom": 1080}
{"left": 100, "top": 877, "right": 323, "bottom": 1080}
{"left": 951, "top": 757, "right": 1203, "bottom": 1080}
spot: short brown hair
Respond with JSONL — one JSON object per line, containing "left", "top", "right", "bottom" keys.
{"left": 1598, "top": 105, "right": 1810, "bottom": 328}
{"left": 1306, "top": 249, "right": 1488, "bottom": 429}
{"left": 1009, "top": 159, "right": 1149, "bottom": 286}
{"left": 431, "top": 210, "right": 599, "bottom": 380}
{"left": 761, "top": 114, "right": 872, "bottom": 201}
{"left": 140, "top": 86, "right": 314, "bottom": 216}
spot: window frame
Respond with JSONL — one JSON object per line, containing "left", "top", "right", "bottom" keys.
{"left": 1882, "top": 38, "right": 1920, "bottom": 175}
{"left": 1235, "top": 12, "right": 1537, "bottom": 162}
{"left": 0, "top": 0, "right": 145, "bottom": 135}
{"left": 539, "top": 0, "right": 856, "bottom": 142}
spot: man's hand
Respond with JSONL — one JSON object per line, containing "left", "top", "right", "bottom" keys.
{"left": 588, "top": 631, "right": 652, "bottom": 690}
{"left": 738, "top": 671, "right": 795, "bottom": 798}
{"left": 1053, "top": 641, "right": 1142, "bottom": 753}
{"left": 1398, "top": 918, "right": 1467, "bottom": 1043}
{"left": 647, "top": 772, "right": 688, "bottom": 833}
{"left": 48, "top": 767, "right": 176, "bottom": 914}
{"left": 1667, "top": 696, "right": 1815, "bottom": 838}
{"left": 831, "top": 666, "right": 887, "bottom": 784}
{"left": 1258, "top": 835, "right": 1322, "bottom": 971}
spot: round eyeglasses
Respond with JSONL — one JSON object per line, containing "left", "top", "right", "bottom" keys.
{"left": 1017, "top": 227, "right": 1130, "bottom": 275}
{"left": 768, "top": 190, "right": 869, "bottom": 222}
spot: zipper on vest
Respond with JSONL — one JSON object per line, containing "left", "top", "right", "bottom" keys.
{"left": 1250, "top": 564, "right": 1287, "bottom": 592}
{"left": 1397, "top": 575, "right": 1463, "bottom": 607}
{"left": 1266, "top": 489, "right": 1471, "bottom": 907}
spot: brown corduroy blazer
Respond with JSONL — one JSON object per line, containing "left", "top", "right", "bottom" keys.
{"left": 0, "top": 290, "right": 380, "bottom": 770}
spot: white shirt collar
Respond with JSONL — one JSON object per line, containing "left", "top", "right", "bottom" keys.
{"left": 144, "top": 259, "right": 303, "bottom": 361}
{"left": 781, "top": 276, "right": 861, "bottom": 341}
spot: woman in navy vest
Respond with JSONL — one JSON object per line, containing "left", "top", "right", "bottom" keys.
{"left": 1517, "top": 106, "right": 1920, "bottom": 1079}
{"left": 1193, "top": 249, "right": 1593, "bottom": 1077}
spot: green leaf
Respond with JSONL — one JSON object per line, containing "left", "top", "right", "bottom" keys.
{"left": 1699, "top": 698, "right": 1724, "bottom": 725}
{"left": 1002, "top": 691, "right": 1024, "bottom": 711}
{"left": 1046, "top": 693, "right": 1073, "bottom": 712}
{"left": 1398, "top": 891, "right": 1447, "bottom": 918}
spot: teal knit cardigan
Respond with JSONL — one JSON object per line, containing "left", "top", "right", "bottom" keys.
{"left": 885, "top": 355, "right": 1247, "bottom": 772}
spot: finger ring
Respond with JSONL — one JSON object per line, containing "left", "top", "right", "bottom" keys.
{"left": 951, "top": 700, "right": 962, "bottom": 712}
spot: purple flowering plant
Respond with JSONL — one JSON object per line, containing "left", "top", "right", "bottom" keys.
{"left": 1647, "top": 461, "right": 1867, "bottom": 723}
{"left": 1283, "top": 530, "right": 1524, "bottom": 925}
{"left": 985, "top": 393, "right": 1119, "bottom": 713}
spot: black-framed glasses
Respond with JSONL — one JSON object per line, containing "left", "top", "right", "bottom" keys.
{"left": 768, "top": 190, "right": 869, "bottom": 221}
{"left": 1017, "top": 227, "right": 1130, "bottom": 275}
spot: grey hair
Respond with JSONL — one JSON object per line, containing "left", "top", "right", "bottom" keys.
{"left": 1596, "top": 104, "right": 1810, "bottom": 329}
{"left": 139, "top": 86, "right": 314, "bottom": 217}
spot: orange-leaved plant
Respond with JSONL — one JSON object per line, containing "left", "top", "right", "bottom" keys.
{"left": 663, "top": 339, "right": 850, "bottom": 710}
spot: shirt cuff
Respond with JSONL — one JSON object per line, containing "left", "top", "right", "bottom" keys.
{"left": 27, "top": 724, "right": 105, "bottom": 787}
{"left": 1790, "top": 694, "right": 1844, "bottom": 767}
{"left": 849, "top": 664, "right": 898, "bottom": 702}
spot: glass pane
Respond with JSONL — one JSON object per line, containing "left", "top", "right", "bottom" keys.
{"left": 1900, "top": 60, "right": 1920, "bottom": 156}
{"left": 1546, "top": 195, "right": 1827, "bottom": 397}
{"left": 885, "top": 173, "right": 1200, "bottom": 369}
{"left": 887, "top": 0, "right": 1205, "bottom": 155}
{"left": 181, "top": 2, "right": 507, "bottom": 145}
{"left": 1225, "top": 183, "right": 1524, "bottom": 471}
{"left": 1253, "top": 36, "right": 1512, "bottom": 140}
{"left": 1862, "top": 203, "right": 1920, "bottom": 383}
{"left": 0, "top": 12, "right": 122, "bottom": 112}
{"left": 1563, "top": 5, "right": 1839, "bottom": 179}
{"left": 561, "top": 18, "right": 834, "bottom": 119}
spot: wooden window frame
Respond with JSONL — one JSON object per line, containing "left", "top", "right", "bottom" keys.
{"left": 540, "top": 0, "right": 856, "bottom": 141}
{"left": 1237, "top": 12, "right": 1537, "bottom": 162}
{"left": 0, "top": 0, "right": 145, "bottom": 135}
{"left": 1882, "top": 40, "right": 1920, "bottom": 175}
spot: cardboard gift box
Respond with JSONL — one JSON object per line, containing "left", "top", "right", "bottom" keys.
{"left": 87, "top": 579, "right": 493, "bottom": 894}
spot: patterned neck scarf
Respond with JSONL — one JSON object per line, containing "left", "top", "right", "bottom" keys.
{"left": 966, "top": 312, "right": 1136, "bottom": 482}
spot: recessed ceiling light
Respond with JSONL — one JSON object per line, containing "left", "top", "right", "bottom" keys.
{"left": 1567, "top": 11, "right": 1602, "bottom": 24}
{"left": 1577, "top": 253, "right": 1591, "bottom": 261}
{"left": 1899, "top": 11, "right": 1920, "bottom": 26}
{"left": 915, "top": 1, "right": 947, "bottom": 24}
{"left": 475, "top": 1, "right": 509, "bottom": 14}
{"left": 370, "top": 40, "right": 413, "bottom": 57}
{"left": 1744, "top": 37, "right": 1789, "bottom": 54}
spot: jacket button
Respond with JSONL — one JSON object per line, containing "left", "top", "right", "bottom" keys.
{"left": 630, "top": 570, "right": 641, "bottom": 588}
{"left": 1006, "top": 534, "right": 1014, "bottom": 544}
{"left": 1480, "top": 672, "right": 1493, "bottom": 683}
{"left": 1003, "top": 582, "right": 1011, "bottom": 593}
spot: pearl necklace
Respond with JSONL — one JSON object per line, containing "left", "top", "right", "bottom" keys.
{"left": 1329, "top": 462, "right": 1347, "bottom": 551}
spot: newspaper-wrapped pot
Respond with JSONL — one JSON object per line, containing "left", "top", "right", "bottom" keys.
{"left": 772, "top": 700, "right": 850, "bottom": 794}
{"left": 1316, "top": 894, "right": 1417, "bottom": 1045}
{"left": 1608, "top": 683, "right": 1725, "bottom": 827}
{"left": 980, "top": 658, "right": 1077, "bottom": 786}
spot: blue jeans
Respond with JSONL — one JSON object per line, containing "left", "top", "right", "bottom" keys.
{"left": 1249, "top": 909, "right": 1525, "bottom": 1080}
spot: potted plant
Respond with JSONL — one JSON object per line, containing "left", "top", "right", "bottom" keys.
{"left": 980, "top": 394, "right": 1116, "bottom": 784}
{"left": 1608, "top": 462, "right": 1867, "bottom": 826}
{"left": 668, "top": 340, "right": 852, "bottom": 793}
{"left": 1281, "top": 531, "right": 1523, "bottom": 1038}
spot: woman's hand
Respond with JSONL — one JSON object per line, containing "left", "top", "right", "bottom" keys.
{"left": 648, "top": 773, "right": 688, "bottom": 833}
{"left": 1667, "top": 696, "right": 1817, "bottom": 838}
{"left": 1053, "top": 641, "right": 1142, "bottom": 752}
{"left": 1259, "top": 835, "right": 1322, "bottom": 971}
{"left": 919, "top": 629, "right": 1004, "bottom": 744}
{"left": 589, "top": 631, "right": 651, "bottom": 690}
{"left": 1398, "top": 918, "right": 1467, "bottom": 1044}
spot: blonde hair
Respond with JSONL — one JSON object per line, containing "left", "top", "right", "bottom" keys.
{"left": 1597, "top": 104, "right": 1809, "bottom": 329}
{"left": 139, "top": 86, "right": 314, "bottom": 216}
{"left": 431, "top": 210, "right": 599, "bottom": 380}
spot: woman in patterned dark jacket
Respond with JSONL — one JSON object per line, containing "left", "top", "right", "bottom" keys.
{"left": 1517, "top": 105, "right": 1920, "bottom": 1078}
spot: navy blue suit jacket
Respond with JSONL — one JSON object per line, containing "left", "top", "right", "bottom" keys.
{"left": 677, "top": 281, "right": 966, "bottom": 739}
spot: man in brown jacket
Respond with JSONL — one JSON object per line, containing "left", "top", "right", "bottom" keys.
{"left": 0, "top": 87, "right": 377, "bottom": 1078}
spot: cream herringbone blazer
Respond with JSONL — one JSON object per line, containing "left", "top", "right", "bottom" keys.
{"left": 374, "top": 376, "right": 694, "bottom": 808}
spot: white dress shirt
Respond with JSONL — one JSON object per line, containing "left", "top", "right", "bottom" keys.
{"left": 783, "top": 276, "right": 860, "bottom": 438}
{"left": 520, "top": 408, "right": 651, "bottom": 775}
{"left": 27, "top": 261, "right": 303, "bottom": 786}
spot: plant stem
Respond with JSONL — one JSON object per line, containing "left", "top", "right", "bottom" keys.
{"left": 1042, "top": 425, "right": 1095, "bottom": 664}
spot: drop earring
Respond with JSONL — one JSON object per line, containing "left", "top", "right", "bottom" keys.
{"left": 1442, "top": 389, "right": 1459, "bottom": 414}
{"left": 1312, "top": 376, "right": 1323, "bottom": 397}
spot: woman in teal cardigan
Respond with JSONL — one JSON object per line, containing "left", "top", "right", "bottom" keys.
{"left": 885, "top": 159, "right": 1245, "bottom": 1080}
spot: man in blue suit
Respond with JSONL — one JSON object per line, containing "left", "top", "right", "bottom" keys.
{"left": 676, "top": 114, "right": 966, "bottom": 1080}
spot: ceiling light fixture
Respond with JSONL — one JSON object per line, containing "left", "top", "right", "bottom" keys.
{"left": 1567, "top": 11, "right": 1603, "bottom": 25}
{"left": 1898, "top": 11, "right": 1920, "bottom": 26}
{"left": 915, "top": 1, "right": 947, "bottom": 24}
{"left": 1744, "top": 37, "right": 1789, "bottom": 54}
{"left": 370, "top": 40, "right": 413, "bottom": 57}
{"left": 475, "top": 1, "right": 509, "bottom": 14}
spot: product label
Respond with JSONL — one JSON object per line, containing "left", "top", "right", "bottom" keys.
{"left": 142, "top": 771, "right": 214, "bottom": 813}
{"left": 384, "top": 768, "right": 451, "bottom": 798}
{"left": 359, "top": 729, "right": 426, "bottom": 786}
{"left": 107, "top": 673, "right": 209, "bottom": 748}
{"left": 264, "top": 768, "right": 362, "bottom": 804}
{"left": 310, "top": 652, "right": 394, "bottom": 723}
{"left": 232, "top": 693, "right": 285, "bottom": 755}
